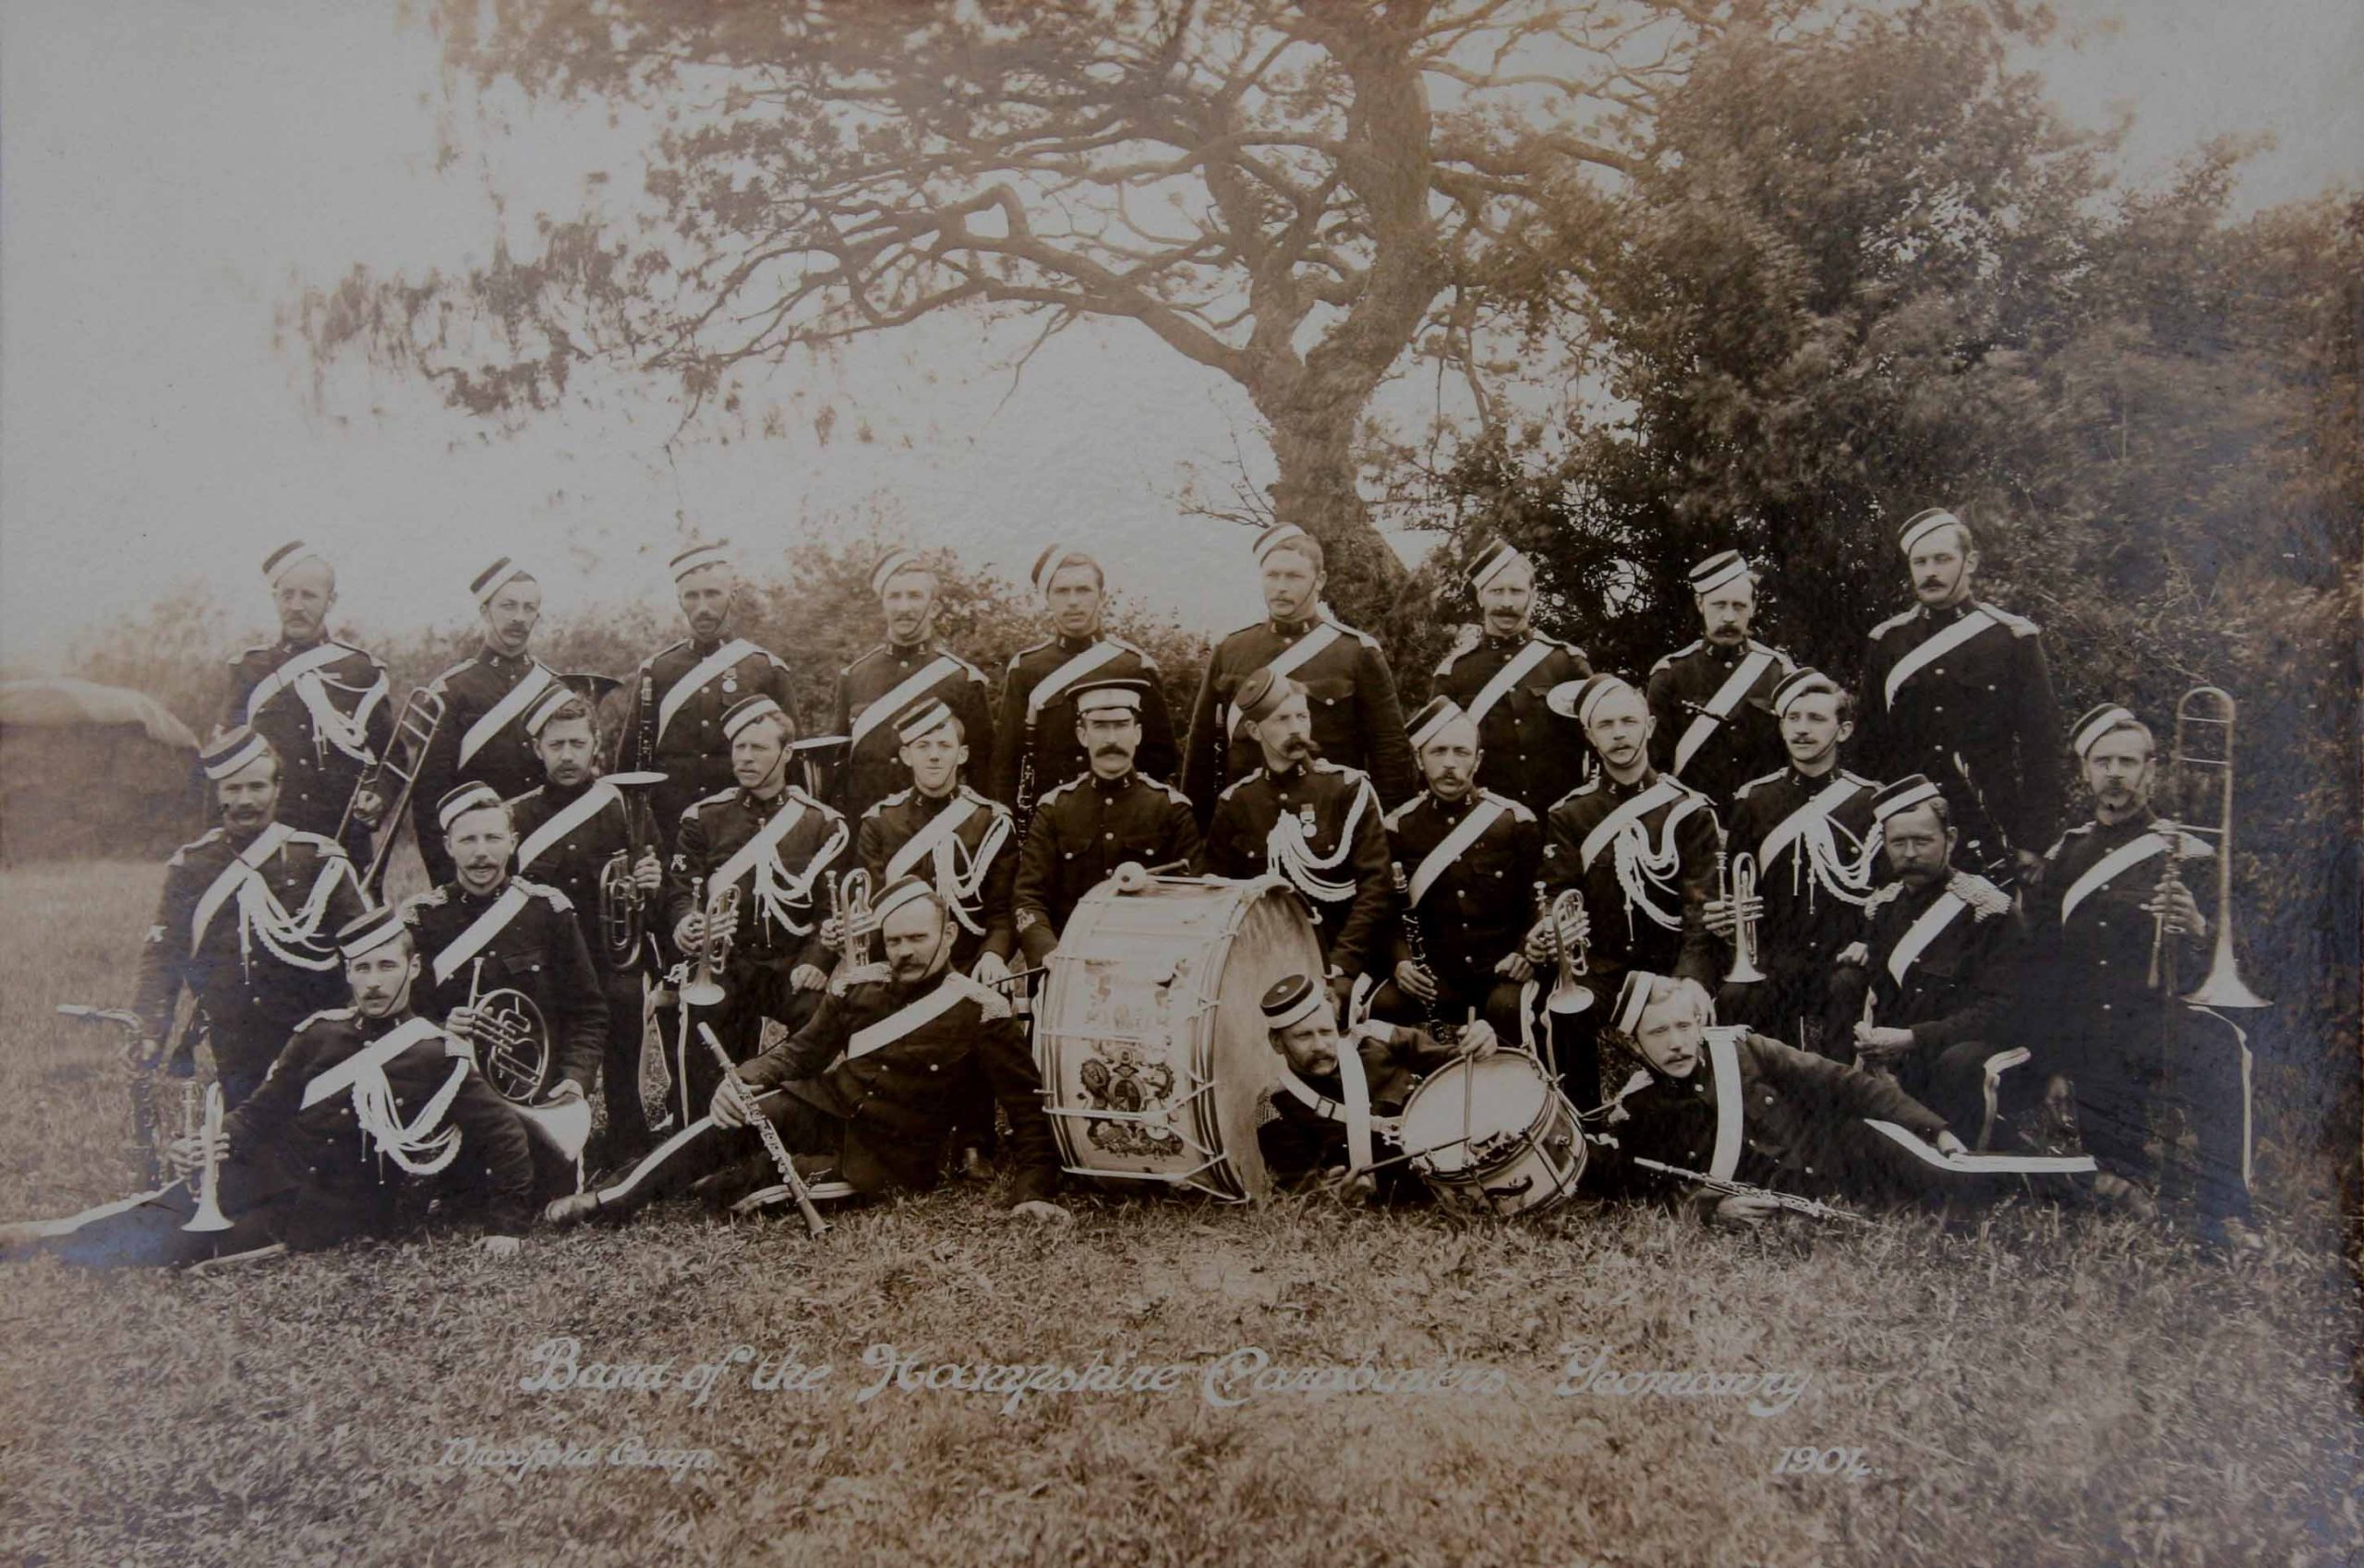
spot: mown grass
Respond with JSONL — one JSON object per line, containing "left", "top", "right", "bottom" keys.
{"left": 1, "top": 861, "right": 2358, "bottom": 1568}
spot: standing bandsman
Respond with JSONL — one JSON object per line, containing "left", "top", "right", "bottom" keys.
{"left": 1374, "top": 697, "right": 1545, "bottom": 1045}
{"left": 666, "top": 695, "right": 850, "bottom": 1127}
{"left": 990, "top": 544, "right": 1178, "bottom": 835}
{"left": 1532, "top": 675, "right": 1721, "bottom": 1110}
{"left": 402, "top": 783, "right": 608, "bottom": 1122}
{"left": 1709, "top": 669, "right": 1883, "bottom": 1050}
{"left": 1825, "top": 776, "right": 2027, "bottom": 1147}
{"left": 130, "top": 727, "right": 368, "bottom": 1107}
{"left": 858, "top": 701, "right": 1019, "bottom": 985}
{"left": 1182, "top": 524, "right": 1415, "bottom": 825}
{"left": 1646, "top": 549, "right": 1794, "bottom": 818}
{"left": 1855, "top": 509, "right": 2064, "bottom": 886}
{"left": 1201, "top": 669, "right": 1394, "bottom": 1011}
{"left": 1012, "top": 679, "right": 1200, "bottom": 965}
{"left": 506, "top": 689, "right": 667, "bottom": 1162}
{"left": 410, "top": 557, "right": 567, "bottom": 887}
{"left": 617, "top": 541, "right": 796, "bottom": 855}
{"left": 1429, "top": 538, "right": 1593, "bottom": 818}
{"left": 2025, "top": 706, "right": 2255, "bottom": 1247}
{"left": 223, "top": 540, "right": 392, "bottom": 864}
{"left": 831, "top": 549, "right": 995, "bottom": 825}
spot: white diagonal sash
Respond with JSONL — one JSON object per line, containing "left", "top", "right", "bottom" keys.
{"left": 846, "top": 974, "right": 972, "bottom": 1060}
{"left": 1224, "top": 621, "right": 1344, "bottom": 735}
{"left": 1757, "top": 777, "right": 1865, "bottom": 872}
{"left": 1863, "top": 1118, "right": 2096, "bottom": 1176}
{"left": 656, "top": 638, "right": 759, "bottom": 744}
{"left": 189, "top": 823, "right": 295, "bottom": 952}
{"left": 883, "top": 796, "right": 982, "bottom": 885}
{"left": 1406, "top": 797, "right": 1508, "bottom": 907}
{"left": 300, "top": 1017, "right": 448, "bottom": 1107}
{"left": 711, "top": 798, "right": 810, "bottom": 894}
{"left": 242, "top": 642, "right": 345, "bottom": 725}
{"left": 1882, "top": 608, "right": 1998, "bottom": 710}
{"left": 514, "top": 781, "right": 621, "bottom": 872}
{"left": 2057, "top": 832, "right": 2168, "bottom": 925}
{"left": 849, "top": 654, "right": 964, "bottom": 750}
{"left": 1334, "top": 1030, "right": 1376, "bottom": 1173}
{"left": 1705, "top": 1026, "right": 1745, "bottom": 1182}
{"left": 1672, "top": 648, "right": 1778, "bottom": 776}
{"left": 1578, "top": 778, "right": 1684, "bottom": 872}
{"left": 1463, "top": 638, "right": 1552, "bottom": 728}
{"left": 1027, "top": 641, "right": 1126, "bottom": 721}
{"left": 457, "top": 662, "right": 559, "bottom": 766}
{"left": 1886, "top": 891, "right": 1966, "bottom": 985}
{"left": 430, "top": 884, "right": 534, "bottom": 985}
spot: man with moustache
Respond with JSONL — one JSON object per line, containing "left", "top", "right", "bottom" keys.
{"left": 1708, "top": 669, "right": 1884, "bottom": 1052}
{"left": 506, "top": 688, "right": 667, "bottom": 1161}
{"left": 991, "top": 544, "right": 1178, "bottom": 837}
{"left": 3, "top": 908, "right": 537, "bottom": 1267}
{"left": 544, "top": 878, "right": 1069, "bottom": 1225}
{"left": 2025, "top": 706, "right": 2257, "bottom": 1247}
{"left": 409, "top": 558, "right": 569, "bottom": 887}
{"left": 129, "top": 727, "right": 368, "bottom": 1108}
{"left": 666, "top": 695, "right": 850, "bottom": 1129}
{"left": 617, "top": 541, "right": 797, "bottom": 856}
{"left": 1202, "top": 669, "right": 1394, "bottom": 1011}
{"left": 831, "top": 549, "right": 995, "bottom": 824}
{"left": 402, "top": 783, "right": 608, "bottom": 1129}
{"left": 1855, "top": 509, "right": 2064, "bottom": 887}
{"left": 1531, "top": 675, "right": 1721, "bottom": 1111}
{"left": 1013, "top": 679, "right": 1200, "bottom": 964}
{"left": 1374, "top": 697, "right": 1545, "bottom": 1046}
{"left": 1646, "top": 550, "right": 1795, "bottom": 819}
{"left": 1429, "top": 539, "right": 1593, "bottom": 819}
{"left": 223, "top": 540, "right": 392, "bottom": 864}
{"left": 1183, "top": 524, "right": 1414, "bottom": 825}
{"left": 1824, "top": 777, "right": 2028, "bottom": 1147}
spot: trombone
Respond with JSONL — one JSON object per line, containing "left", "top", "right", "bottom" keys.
{"left": 2160, "top": 687, "right": 2270, "bottom": 1009}
{"left": 338, "top": 684, "right": 448, "bottom": 895}
{"left": 1718, "top": 849, "right": 1767, "bottom": 984}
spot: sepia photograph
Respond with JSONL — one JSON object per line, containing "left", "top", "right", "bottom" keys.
{"left": 0, "top": 2, "right": 2357, "bottom": 1563}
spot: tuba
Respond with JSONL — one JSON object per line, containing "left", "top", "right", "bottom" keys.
{"left": 2164, "top": 687, "right": 2270, "bottom": 1009}
{"left": 1719, "top": 849, "right": 1766, "bottom": 984}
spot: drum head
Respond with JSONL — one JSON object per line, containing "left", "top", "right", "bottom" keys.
{"left": 1399, "top": 1053, "right": 1551, "bottom": 1175}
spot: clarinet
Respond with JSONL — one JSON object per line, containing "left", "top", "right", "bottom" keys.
{"left": 1631, "top": 1158, "right": 1874, "bottom": 1225}
{"left": 1013, "top": 720, "right": 1039, "bottom": 838}
{"left": 696, "top": 1024, "right": 826, "bottom": 1237}
{"left": 635, "top": 664, "right": 657, "bottom": 775}
{"left": 1389, "top": 861, "right": 1455, "bottom": 1043}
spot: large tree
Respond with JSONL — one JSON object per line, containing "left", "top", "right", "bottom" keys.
{"left": 289, "top": 0, "right": 1815, "bottom": 621}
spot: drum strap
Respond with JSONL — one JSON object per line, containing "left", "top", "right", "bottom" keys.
{"left": 1275, "top": 1061, "right": 1394, "bottom": 1159}
{"left": 1705, "top": 1027, "right": 1744, "bottom": 1182}
{"left": 1335, "top": 1031, "right": 1376, "bottom": 1174}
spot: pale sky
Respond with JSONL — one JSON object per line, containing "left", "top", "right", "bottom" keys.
{"left": 2, "top": 0, "right": 2356, "bottom": 664}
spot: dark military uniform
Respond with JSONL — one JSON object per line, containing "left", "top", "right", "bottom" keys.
{"left": 402, "top": 875, "right": 608, "bottom": 1104}
{"left": 1429, "top": 630, "right": 1593, "bottom": 818}
{"left": 830, "top": 642, "right": 995, "bottom": 824}
{"left": 1013, "top": 770, "right": 1201, "bottom": 964}
{"left": 617, "top": 636, "right": 795, "bottom": 853}
{"left": 663, "top": 784, "right": 849, "bottom": 1121}
{"left": 410, "top": 648, "right": 566, "bottom": 886}
{"left": 858, "top": 784, "right": 1019, "bottom": 974}
{"left": 576, "top": 971, "right": 1062, "bottom": 1215}
{"left": 1202, "top": 760, "right": 1393, "bottom": 984}
{"left": 989, "top": 633, "right": 1177, "bottom": 832}
{"left": 1377, "top": 789, "right": 1543, "bottom": 1043}
{"left": 1855, "top": 600, "right": 2064, "bottom": 875}
{"left": 131, "top": 823, "right": 368, "bottom": 1105}
{"left": 2026, "top": 813, "right": 2249, "bottom": 1224}
{"left": 1719, "top": 766, "right": 1883, "bottom": 1047}
{"left": 1646, "top": 637, "right": 1794, "bottom": 817}
{"left": 30, "top": 1008, "right": 536, "bottom": 1267}
{"left": 223, "top": 636, "right": 392, "bottom": 862}
{"left": 508, "top": 777, "right": 665, "bottom": 1155}
{"left": 1826, "top": 869, "right": 2026, "bottom": 1144}
{"left": 1182, "top": 615, "right": 1415, "bottom": 825}
{"left": 1255, "top": 1023, "right": 1463, "bottom": 1189}
{"left": 1540, "top": 770, "right": 1722, "bottom": 1109}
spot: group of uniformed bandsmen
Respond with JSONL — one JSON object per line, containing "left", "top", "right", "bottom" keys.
{"left": 3, "top": 504, "right": 2268, "bottom": 1267}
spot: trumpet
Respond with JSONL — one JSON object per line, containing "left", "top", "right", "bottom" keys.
{"left": 2163, "top": 686, "right": 2270, "bottom": 1009}
{"left": 1719, "top": 849, "right": 1766, "bottom": 984}
{"left": 184, "top": 1082, "right": 234, "bottom": 1234}
{"left": 1536, "top": 882, "right": 1595, "bottom": 1016}
{"left": 839, "top": 869, "right": 875, "bottom": 968}
{"left": 679, "top": 879, "right": 741, "bottom": 1008}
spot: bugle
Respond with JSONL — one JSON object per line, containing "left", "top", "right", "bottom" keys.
{"left": 1719, "top": 849, "right": 1766, "bottom": 984}
{"left": 2165, "top": 687, "right": 2270, "bottom": 1009}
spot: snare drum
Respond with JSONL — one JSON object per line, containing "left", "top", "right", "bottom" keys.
{"left": 1396, "top": 1052, "right": 1586, "bottom": 1218}
{"left": 1035, "top": 875, "right": 1322, "bottom": 1201}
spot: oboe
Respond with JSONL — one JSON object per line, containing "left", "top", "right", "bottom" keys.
{"left": 1632, "top": 1157, "right": 1873, "bottom": 1225}
{"left": 696, "top": 1023, "right": 826, "bottom": 1237}
{"left": 1389, "top": 861, "right": 1455, "bottom": 1043}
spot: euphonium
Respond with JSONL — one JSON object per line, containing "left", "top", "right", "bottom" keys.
{"left": 1720, "top": 849, "right": 1766, "bottom": 984}
{"left": 599, "top": 848, "right": 644, "bottom": 967}
{"left": 2166, "top": 686, "right": 2270, "bottom": 1009}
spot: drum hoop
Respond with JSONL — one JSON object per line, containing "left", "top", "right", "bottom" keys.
{"left": 1401, "top": 1050, "right": 1561, "bottom": 1178}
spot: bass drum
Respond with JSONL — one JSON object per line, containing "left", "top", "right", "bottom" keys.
{"left": 1035, "top": 874, "right": 1322, "bottom": 1201}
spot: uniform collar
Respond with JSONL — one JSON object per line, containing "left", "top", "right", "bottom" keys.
{"left": 1485, "top": 629, "right": 1531, "bottom": 651}
{"left": 278, "top": 635, "right": 326, "bottom": 656}
{"left": 1788, "top": 761, "right": 1840, "bottom": 790}
{"left": 1702, "top": 637, "right": 1749, "bottom": 664}
{"left": 887, "top": 637, "right": 932, "bottom": 658}
{"left": 1266, "top": 760, "right": 1310, "bottom": 788}
{"left": 477, "top": 644, "right": 528, "bottom": 670}
{"left": 358, "top": 1006, "right": 417, "bottom": 1040}
{"left": 1056, "top": 631, "right": 1098, "bottom": 655}
{"left": 1269, "top": 616, "right": 1313, "bottom": 638}
{"left": 1426, "top": 788, "right": 1475, "bottom": 818}
{"left": 740, "top": 783, "right": 790, "bottom": 812}
{"left": 913, "top": 784, "right": 960, "bottom": 813}
{"left": 691, "top": 633, "right": 726, "bottom": 657}
{"left": 453, "top": 874, "right": 512, "bottom": 907}
{"left": 1603, "top": 766, "right": 1658, "bottom": 799}
{"left": 1091, "top": 770, "right": 1136, "bottom": 796}
{"left": 542, "top": 776, "right": 594, "bottom": 802}
{"left": 2092, "top": 805, "right": 2157, "bottom": 840}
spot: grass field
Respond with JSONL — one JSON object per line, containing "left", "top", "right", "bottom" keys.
{"left": 1, "top": 861, "right": 2358, "bottom": 1568}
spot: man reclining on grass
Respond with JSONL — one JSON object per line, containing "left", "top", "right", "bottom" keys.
{"left": 2, "top": 908, "right": 536, "bottom": 1268}
{"left": 545, "top": 875, "right": 1070, "bottom": 1227}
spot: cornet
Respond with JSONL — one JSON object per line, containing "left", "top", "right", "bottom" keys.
{"left": 679, "top": 878, "right": 741, "bottom": 1008}
{"left": 184, "top": 1082, "right": 234, "bottom": 1234}
{"left": 1719, "top": 849, "right": 1766, "bottom": 984}
{"left": 1536, "top": 883, "right": 1595, "bottom": 1016}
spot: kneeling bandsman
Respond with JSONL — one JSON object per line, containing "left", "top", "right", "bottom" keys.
{"left": 546, "top": 878, "right": 1067, "bottom": 1224}
{"left": 4, "top": 909, "right": 536, "bottom": 1267}
{"left": 1202, "top": 669, "right": 1394, "bottom": 1011}
{"left": 1375, "top": 697, "right": 1544, "bottom": 1045}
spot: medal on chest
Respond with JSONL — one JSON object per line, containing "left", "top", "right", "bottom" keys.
{"left": 1297, "top": 802, "right": 1318, "bottom": 837}
{"left": 722, "top": 672, "right": 739, "bottom": 694}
